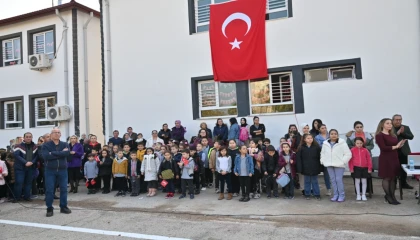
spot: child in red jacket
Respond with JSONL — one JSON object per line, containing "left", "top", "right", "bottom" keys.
{"left": 348, "top": 137, "right": 372, "bottom": 201}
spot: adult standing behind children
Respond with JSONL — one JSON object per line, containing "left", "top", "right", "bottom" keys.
{"left": 392, "top": 114, "right": 415, "bottom": 189}
{"left": 213, "top": 118, "right": 229, "bottom": 144}
{"left": 172, "top": 120, "right": 186, "bottom": 142}
{"left": 42, "top": 127, "right": 71, "bottom": 217}
{"left": 250, "top": 116, "right": 266, "bottom": 142}
{"left": 146, "top": 130, "right": 164, "bottom": 148}
{"left": 68, "top": 135, "right": 84, "bottom": 194}
{"left": 13, "top": 132, "right": 38, "bottom": 203}
{"left": 109, "top": 130, "right": 124, "bottom": 148}
{"left": 228, "top": 118, "right": 240, "bottom": 145}
{"left": 158, "top": 124, "right": 172, "bottom": 145}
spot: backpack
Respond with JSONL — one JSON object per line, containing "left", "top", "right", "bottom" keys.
{"left": 239, "top": 126, "right": 248, "bottom": 142}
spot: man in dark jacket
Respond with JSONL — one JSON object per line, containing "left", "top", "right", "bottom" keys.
{"left": 108, "top": 130, "right": 123, "bottom": 148}
{"left": 42, "top": 128, "right": 71, "bottom": 217}
{"left": 250, "top": 116, "right": 266, "bottom": 141}
{"left": 392, "top": 114, "right": 415, "bottom": 189}
{"left": 13, "top": 132, "right": 38, "bottom": 202}
{"left": 262, "top": 145, "right": 280, "bottom": 198}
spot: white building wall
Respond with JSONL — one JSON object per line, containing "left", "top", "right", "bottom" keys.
{"left": 104, "top": 0, "right": 420, "bottom": 154}
{"left": 77, "top": 11, "right": 103, "bottom": 143}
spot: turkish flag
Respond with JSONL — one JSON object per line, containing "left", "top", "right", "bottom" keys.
{"left": 209, "top": 0, "right": 267, "bottom": 82}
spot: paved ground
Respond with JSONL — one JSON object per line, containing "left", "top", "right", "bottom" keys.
{"left": 0, "top": 176, "right": 419, "bottom": 240}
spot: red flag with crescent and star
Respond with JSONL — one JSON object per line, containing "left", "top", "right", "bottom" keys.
{"left": 209, "top": 0, "right": 267, "bottom": 82}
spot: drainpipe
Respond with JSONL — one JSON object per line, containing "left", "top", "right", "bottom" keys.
{"left": 83, "top": 12, "right": 94, "bottom": 135}
{"left": 55, "top": 9, "right": 70, "bottom": 138}
{"left": 104, "top": 0, "right": 113, "bottom": 138}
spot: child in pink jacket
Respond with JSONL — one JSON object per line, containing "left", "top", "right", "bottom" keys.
{"left": 348, "top": 137, "right": 372, "bottom": 201}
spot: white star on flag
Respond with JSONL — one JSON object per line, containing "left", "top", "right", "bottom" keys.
{"left": 229, "top": 38, "right": 243, "bottom": 50}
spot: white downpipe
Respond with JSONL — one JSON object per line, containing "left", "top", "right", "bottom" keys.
{"left": 55, "top": 9, "right": 70, "bottom": 138}
{"left": 83, "top": 12, "right": 94, "bottom": 135}
{"left": 104, "top": 0, "right": 113, "bottom": 138}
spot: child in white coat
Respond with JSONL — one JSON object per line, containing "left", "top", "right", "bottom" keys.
{"left": 0, "top": 159, "right": 8, "bottom": 203}
{"left": 141, "top": 148, "right": 161, "bottom": 197}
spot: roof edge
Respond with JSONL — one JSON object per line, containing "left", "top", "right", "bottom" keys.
{"left": 0, "top": 0, "right": 100, "bottom": 28}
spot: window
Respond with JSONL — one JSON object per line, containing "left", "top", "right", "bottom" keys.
{"left": 3, "top": 100, "right": 23, "bottom": 129}
{"left": 249, "top": 73, "right": 294, "bottom": 115}
{"left": 0, "top": 96, "right": 24, "bottom": 129}
{"left": 193, "top": 0, "right": 291, "bottom": 33}
{"left": 198, "top": 81, "right": 238, "bottom": 118}
{"left": 2, "top": 38, "right": 21, "bottom": 66}
{"left": 304, "top": 65, "right": 355, "bottom": 83}
{"left": 27, "top": 25, "right": 56, "bottom": 61}
{"left": 33, "top": 31, "right": 54, "bottom": 59}
{"left": 34, "top": 96, "right": 56, "bottom": 127}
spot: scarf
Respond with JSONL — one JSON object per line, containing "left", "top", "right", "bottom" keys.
{"left": 355, "top": 132, "right": 366, "bottom": 143}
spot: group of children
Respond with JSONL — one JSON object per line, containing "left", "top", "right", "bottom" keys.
{"left": 78, "top": 128, "right": 373, "bottom": 203}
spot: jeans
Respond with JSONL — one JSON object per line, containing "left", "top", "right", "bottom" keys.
{"left": 304, "top": 175, "right": 320, "bottom": 197}
{"left": 130, "top": 176, "right": 140, "bottom": 194}
{"left": 239, "top": 176, "right": 251, "bottom": 197}
{"left": 14, "top": 168, "right": 33, "bottom": 200}
{"left": 285, "top": 173, "right": 295, "bottom": 197}
{"left": 45, "top": 168, "right": 68, "bottom": 209}
{"left": 327, "top": 167, "right": 345, "bottom": 200}
{"left": 219, "top": 173, "right": 232, "bottom": 193}
{"left": 323, "top": 167, "right": 331, "bottom": 189}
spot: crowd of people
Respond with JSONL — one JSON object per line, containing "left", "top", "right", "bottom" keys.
{"left": 0, "top": 115, "right": 417, "bottom": 217}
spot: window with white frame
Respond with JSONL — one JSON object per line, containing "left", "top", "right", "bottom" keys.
{"left": 34, "top": 96, "right": 55, "bottom": 127}
{"left": 249, "top": 73, "right": 294, "bottom": 115}
{"left": 198, "top": 81, "right": 238, "bottom": 118}
{"left": 4, "top": 100, "right": 23, "bottom": 129}
{"left": 33, "top": 30, "right": 54, "bottom": 59}
{"left": 195, "top": 0, "right": 290, "bottom": 32}
{"left": 304, "top": 65, "right": 355, "bottom": 83}
{"left": 2, "top": 37, "right": 21, "bottom": 66}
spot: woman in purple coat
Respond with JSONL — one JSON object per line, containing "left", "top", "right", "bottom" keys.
{"left": 375, "top": 118, "right": 406, "bottom": 205}
{"left": 68, "top": 135, "right": 84, "bottom": 193}
{"left": 171, "top": 120, "right": 186, "bottom": 142}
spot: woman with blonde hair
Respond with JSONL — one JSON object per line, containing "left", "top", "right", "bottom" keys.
{"left": 68, "top": 135, "right": 84, "bottom": 193}
{"left": 375, "top": 118, "right": 406, "bottom": 205}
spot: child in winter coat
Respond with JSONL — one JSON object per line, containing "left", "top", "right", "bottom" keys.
{"left": 128, "top": 152, "right": 142, "bottom": 196}
{"left": 0, "top": 159, "right": 9, "bottom": 203}
{"left": 216, "top": 147, "right": 232, "bottom": 200}
{"left": 278, "top": 143, "right": 296, "bottom": 199}
{"left": 99, "top": 150, "right": 113, "bottom": 194}
{"left": 227, "top": 140, "right": 240, "bottom": 197}
{"left": 262, "top": 145, "right": 280, "bottom": 198}
{"left": 84, "top": 154, "right": 99, "bottom": 194}
{"left": 234, "top": 145, "right": 254, "bottom": 202}
{"left": 190, "top": 145, "right": 203, "bottom": 195}
{"left": 178, "top": 149, "right": 195, "bottom": 199}
{"left": 348, "top": 137, "right": 372, "bottom": 201}
{"left": 297, "top": 134, "right": 322, "bottom": 200}
{"left": 141, "top": 148, "right": 160, "bottom": 197}
{"left": 112, "top": 150, "right": 128, "bottom": 197}
{"left": 321, "top": 129, "right": 352, "bottom": 202}
{"left": 159, "top": 151, "right": 178, "bottom": 199}
{"left": 248, "top": 140, "right": 264, "bottom": 199}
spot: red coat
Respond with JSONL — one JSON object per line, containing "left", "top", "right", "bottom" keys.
{"left": 278, "top": 151, "right": 296, "bottom": 178}
{"left": 349, "top": 147, "right": 372, "bottom": 172}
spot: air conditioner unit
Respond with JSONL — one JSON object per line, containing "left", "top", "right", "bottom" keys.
{"left": 48, "top": 105, "right": 72, "bottom": 121}
{"left": 29, "top": 54, "right": 52, "bottom": 70}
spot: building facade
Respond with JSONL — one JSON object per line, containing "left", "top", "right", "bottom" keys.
{"left": 0, "top": 1, "right": 103, "bottom": 146}
{"left": 102, "top": 0, "right": 420, "bottom": 154}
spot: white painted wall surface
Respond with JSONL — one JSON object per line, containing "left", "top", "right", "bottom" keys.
{"left": 104, "top": 0, "right": 420, "bottom": 155}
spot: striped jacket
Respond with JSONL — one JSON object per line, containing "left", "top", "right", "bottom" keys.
{"left": 13, "top": 142, "right": 38, "bottom": 171}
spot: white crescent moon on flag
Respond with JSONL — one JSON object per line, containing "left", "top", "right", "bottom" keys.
{"left": 221, "top": 12, "right": 251, "bottom": 38}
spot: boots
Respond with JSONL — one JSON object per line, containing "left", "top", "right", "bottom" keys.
{"left": 218, "top": 193, "right": 224, "bottom": 200}
{"left": 69, "top": 183, "right": 74, "bottom": 193}
{"left": 227, "top": 193, "right": 233, "bottom": 200}
{"left": 73, "top": 185, "right": 78, "bottom": 193}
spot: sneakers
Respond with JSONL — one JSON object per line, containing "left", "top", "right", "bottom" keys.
{"left": 190, "top": 194, "right": 194, "bottom": 199}
{"left": 253, "top": 193, "right": 260, "bottom": 199}
{"left": 201, "top": 187, "right": 207, "bottom": 191}
{"left": 249, "top": 193, "right": 254, "bottom": 198}
{"left": 46, "top": 207, "right": 54, "bottom": 217}
{"left": 288, "top": 196, "right": 294, "bottom": 199}
{"left": 233, "top": 193, "right": 238, "bottom": 197}
{"left": 243, "top": 197, "right": 250, "bottom": 202}
{"left": 337, "top": 197, "right": 345, "bottom": 202}
{"left": 31, "top": 195, "right": 38, "bottom": 199}
{"left": 0, "top": 199, "right": 5, "bottom": 204}
{"left": 305, "top": 196, "right": 311, "bottom": 200}
{"left": 239, "top": 196, "right": 245, "bottom": 202}
{"left": 326, "top": 189, "right": 332, "bottom": 196}
{"left": 60, "top": 207, "right": 72, "bottom": 214}
{"left": 115, "top": 191, "right": 122, "bottom": 197}
{"left": 179, "top": 194, "right": 186, "bottom": 199}
{"left": 207, "top": 183, "right": 213, "bottom": 189}
{"left": 316, "top": 197, "right": 321, "bottom": 201}
{"left": 361, "top": 195, "right": 367, "bottom": 201}
{"left": 330, "top": 197, "right": 338, "bottom": 202}
{"left": 121, "top": 192, "right": 126, "bottom": 197}
{"left": 356, "top": 195, "right": 362, "bottom": 201}
{"left": 215, "top": 188, "right": 220, "bottom": 193}
{"left": 267, "top": 195, "right": 271, "bottom": 199}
